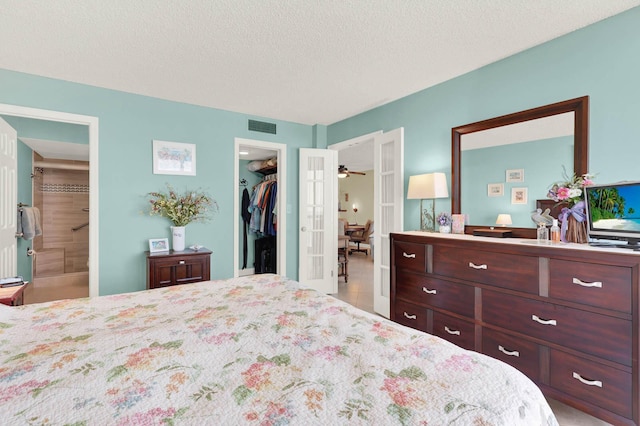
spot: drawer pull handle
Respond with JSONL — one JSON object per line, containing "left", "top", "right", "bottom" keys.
{"left": 179, "top": 260, "right": 186, "bottom": 264}
{"left": 572, "top": 278, "right": 602, "bottom": 288}
{"left": 572, "top": 372, "right": 603, "bottom": 388}
{"left": 531, "top": 315, "right": 557, "bottom": 326}
{"left": 403, "top": 312, "right": 417, "bottom": 320}
{"left": 402, "top": 252, "right": 416, "bottom": 259}
{"left": 444, "top": 326, "right": 460, "bottom": 335}
{"left": 422, "top": 287, "right": 437, "bottom": 295}
{"left": 498, "top": 345, "right": 520, "bottom": 357}
{"left": 468, "top": 262, "right": 487, "bottom": 270}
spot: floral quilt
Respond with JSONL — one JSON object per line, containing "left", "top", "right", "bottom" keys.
{"left": 0, "top": 274, "right": 558, "bottom": 425}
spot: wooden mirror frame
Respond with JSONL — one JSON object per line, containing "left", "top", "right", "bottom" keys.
{"left": 451, "top": 96, "right": 589, "bottom": 239}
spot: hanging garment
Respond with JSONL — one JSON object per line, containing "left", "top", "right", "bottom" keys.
{"left": 241, "top": 188, "right": 251, "bottom": 269}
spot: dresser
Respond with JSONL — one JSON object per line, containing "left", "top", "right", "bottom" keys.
{"left": 146, "top": 248, "right": 211, "bottom": 289}
{"left": 390, "top": 232, "right": 639, "bottom": 426}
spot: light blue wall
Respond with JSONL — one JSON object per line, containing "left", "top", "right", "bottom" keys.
{"left": 0, "top": 71, "right": 313, "bottom": 295}
{"left": 16, "top": 140, "right": 33, "bottom": 281}
{"left": 461, "top": 137, "right": 573, "bottom": 227}
{"left": 2, "top": 116, "right": 89, "bottom": 144}
{"left": 328, "top": 7, "right": 640, "bottom": 231}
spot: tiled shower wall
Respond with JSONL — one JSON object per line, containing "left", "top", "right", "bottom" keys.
{"left": 33, "top": 156, "right": 89, "bottom": 276}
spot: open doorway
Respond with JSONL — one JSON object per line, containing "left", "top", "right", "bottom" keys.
{"left": 329, "top": 131, "right": 381, "bottom": 314}
{"left": 233, "top": 138, "right": 287, "bottom": 278}
{"left": 0, "top": 103, "right": 99, "bottom": 301}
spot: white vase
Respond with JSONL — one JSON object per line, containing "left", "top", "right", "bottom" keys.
{"left": 439, "top": 225, "right": 451, "bottom": 234}
{"left": 171, "top": 226, "right": 186, "bottom": 251}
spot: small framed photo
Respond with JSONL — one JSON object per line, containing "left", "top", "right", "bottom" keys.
{"left": 152, "top": 140, "right": 196, "bottom": 176}
{"left": 487, "top": 183, "right": 504, "bottom": 197}
{"left": 149, "top": 238, "right": 169, "bottom": 253}
{"left": 506, "top": 168, "right": 524, "bottom": 182}
{"left": 511, "top": 187, "right": 528, "bottom": 205}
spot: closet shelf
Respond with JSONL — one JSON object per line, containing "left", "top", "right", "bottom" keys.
{"left": 255, "top": 165, "right": 277, "bottom": 175}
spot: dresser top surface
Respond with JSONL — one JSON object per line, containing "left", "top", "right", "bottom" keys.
{"left": 393, "top": 231, "right": 640, "bottom": 256}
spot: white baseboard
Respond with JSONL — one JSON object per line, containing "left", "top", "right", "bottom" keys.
{"left": 238, "top": 268, "right": 255, "bottom": 277}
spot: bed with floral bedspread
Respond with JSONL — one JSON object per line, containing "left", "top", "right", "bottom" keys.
{"left": 0, "top": 274, "right": 558, "bottom": 425}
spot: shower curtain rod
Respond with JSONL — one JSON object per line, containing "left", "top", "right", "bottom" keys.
{"left": 33, "top": 160, "right": 89, "bottom": 171}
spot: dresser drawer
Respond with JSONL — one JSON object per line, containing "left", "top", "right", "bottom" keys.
{"left": 482, "top": 328, "right": 539, "bottom": 380}
{"left": 394, "top": 241, "right": 426, "bottom": 273}
{"left": 550, "top": 349, "right": 632, "bottom": 419}
{"left": 433, "top": 246, "right": 538, "bottom": 294}
{"left": 393, "top": 299, "right": 428, "bottom": 332}
{"left": 432, "top": 311, "right": 475, "bottom": 351}
{"left": 396, "top": 271, "right": 474, "bottom": 317}
{"left": 483, "top": 290, "right": 631, "bottom": 365}
{"left": 549, "top": 259, "right": 632, "bottom": 313}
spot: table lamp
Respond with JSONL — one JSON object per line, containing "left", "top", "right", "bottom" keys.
{"left": 407, "top": 172, "right": 449, "bottom": 231}
{"left": 496, "top": 214, "right": 512, "bottom": 227}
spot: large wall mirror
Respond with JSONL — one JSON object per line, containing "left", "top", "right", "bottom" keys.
{"left": 452, "top": 96, "right": 589, "bottom": 238}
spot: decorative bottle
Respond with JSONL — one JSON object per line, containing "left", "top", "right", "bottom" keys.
{"left": 537, "top": 223, "right": 549, "bottom": 244}
{"left": 550, "top": 219, "right": 561, "bottom": 243}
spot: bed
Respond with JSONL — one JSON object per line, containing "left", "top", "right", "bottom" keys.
{"left": 1, "top": 274, "right": 558, "bottom": 425}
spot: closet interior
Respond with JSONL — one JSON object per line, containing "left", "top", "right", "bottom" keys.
{"left": 239, "top": 156, "right": 278, "bottom": 275}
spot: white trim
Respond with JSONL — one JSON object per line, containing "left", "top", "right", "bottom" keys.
{"left": 328, "top": 130, "right": 383, "bottom": 152}
{"left": 0, "top": 103, "right": 99, "bottom": 297}
{"left": 233, "top": 138, "right": 286, "bottom": 278}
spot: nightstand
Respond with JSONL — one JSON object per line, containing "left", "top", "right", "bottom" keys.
{"left": 146, "top": 248, "right": 211, "bottom": 289}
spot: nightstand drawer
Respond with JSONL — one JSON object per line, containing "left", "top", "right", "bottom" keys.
{"left": 483, "top": 290, "right": 631, "bottom": 365}
{"left": 396, "top": 271, "right": 474, "bottom": 317}
{"left": 432, "top": 311, "right": 475, "bottom": 351}
{"left": 394, "top": 241, "right": 426, "bottom": 273}
{"left": 433, "top": 246, "right": 538, "bottom": 294}
{"left": 550, "top": 349, "right": 632, "bottom": 418}
{"left": 483, "top": 328, "right": 539, "bottom": 380}
{"left": 393, "top": 299, "right": 428, "bottom": 333}
{"left": 147, "top": 249, "right": 211, "bottom": 289}
{"left": 549, "top": 259, "right": 631, "bottom": 313}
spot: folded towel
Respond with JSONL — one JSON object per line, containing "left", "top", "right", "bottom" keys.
{"left": 18, "top": 207, "right": 42, "bottom": 240}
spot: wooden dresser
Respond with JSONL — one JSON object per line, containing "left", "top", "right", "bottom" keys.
{"left": 391, "top": 232, "right": 639, "bottom": 426}
{"left": 146, "top": 248, "right": 211, "bottom": 289}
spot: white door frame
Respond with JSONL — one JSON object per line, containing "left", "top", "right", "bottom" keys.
{"left": 0, "top": 103, "right": 99, "bottom": 297}
{"left": 233, "top": 138, "right": 287, "bottom": 277}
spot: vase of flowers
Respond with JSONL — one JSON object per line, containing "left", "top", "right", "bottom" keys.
{"left": 436, "top": 212, "right": 452, "bottom": 234}
{"left": 547, "top": 169, "right": 594, "bottom": 243}
{"left": 147, "top": 184, "right": 217, "bottom": 251}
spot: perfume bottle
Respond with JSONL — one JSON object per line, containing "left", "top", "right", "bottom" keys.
{"left": 537, "top": 223, "right": 549, "bottom": 243}
{"left": 550, "top": 219, "right": 561, "bottom": 243}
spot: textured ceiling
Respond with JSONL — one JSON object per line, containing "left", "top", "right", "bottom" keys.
{"left": 0, "top": 1, "right": 638, "bottom": 126}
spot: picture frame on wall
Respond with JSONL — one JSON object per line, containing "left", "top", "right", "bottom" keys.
{"left": 152, "top": 140, "right": 196, "bottom": 176}
{"left": 506, "top": 168, "right": 524, "bottom": 182}
{"left": 487, "top": 183, "right": 504, "bottom": 197}
{"left": 149, "top": 238, "right": 169, "bottom": 253}
{"left": 511, "top": 187, "right": 528, "bottom": 205}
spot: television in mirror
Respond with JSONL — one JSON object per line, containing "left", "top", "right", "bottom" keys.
{"left": 584, "top": 181, "right": 640, "bottom": 249}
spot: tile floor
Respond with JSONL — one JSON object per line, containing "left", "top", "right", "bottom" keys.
{"left": 333, "top": 252, "right": 612, "bottom": 426}
{"left": 23, "top": 271, "right": 89, "bottom": 305}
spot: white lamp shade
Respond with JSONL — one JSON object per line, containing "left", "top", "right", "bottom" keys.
{"left": 496, "top": 214, "right": 513, "bottom": 226}
{"left": 407, "top": 172, "right": 449, "bottom": 199}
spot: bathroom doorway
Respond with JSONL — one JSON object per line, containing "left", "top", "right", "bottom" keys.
{"left": 0, "top": 103, "right": 99, "bottom": 301}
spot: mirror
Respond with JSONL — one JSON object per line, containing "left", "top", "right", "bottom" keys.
{"left": 452, "top": 96, "right": 589, "bottom": 238}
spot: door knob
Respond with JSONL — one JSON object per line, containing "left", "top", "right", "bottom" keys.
{"left": 301, "top": 226, "right": 307, "bottom": 232}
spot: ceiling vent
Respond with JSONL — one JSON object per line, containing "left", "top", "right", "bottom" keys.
{"left": 248, "top": 119, "right": 276, "bottom": 134}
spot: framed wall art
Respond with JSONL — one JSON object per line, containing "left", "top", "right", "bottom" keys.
{"left": 511, "top": 187, "right": 528, "bottom": 205}
{"left": 152, "top": 140, "right": 196, "bottom": 176}
{"left": 487, "top": 183, "right": 504, "bottom": 197}
{"left": 506, "top": 168, "right": 524, "bottom": 182}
